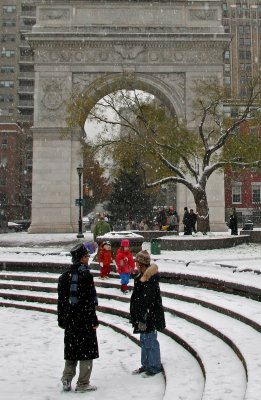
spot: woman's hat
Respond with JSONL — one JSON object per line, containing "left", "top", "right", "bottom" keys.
{"left": 120, "top": 239, "right": 130, "bottom": 247}
{"left": 135, "top": 250, "right": 151, "bottom": 266}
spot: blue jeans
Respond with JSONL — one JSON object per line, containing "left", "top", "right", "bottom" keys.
{"left": 140, "top": 331, "right": 161, "bottom": 374}
{"left": 120, "top": 273, "right": 130, "bottom": 285}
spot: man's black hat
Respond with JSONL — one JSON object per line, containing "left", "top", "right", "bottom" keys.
{"left": 70, "top": 243, "right": 88, "bottom": 262}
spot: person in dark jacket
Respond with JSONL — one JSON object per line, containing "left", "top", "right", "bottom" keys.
{"left": 189, "top": 209, "right": 197, "bottom": 233}
{"left": 130, "top": 250, "right": 165, "bottom": 377}
{"left": 183, "top": 206, "right": 192, "bottom": 235}
{"left": 228, "top": 207, "right": 238, "bottom": 235}
{"left": 57, "top": 243, "right": 99, "bottom": 393}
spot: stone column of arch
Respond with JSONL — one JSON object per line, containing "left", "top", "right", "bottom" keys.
{"left": 28, "top": 0, "right": 229, "bottom": 233}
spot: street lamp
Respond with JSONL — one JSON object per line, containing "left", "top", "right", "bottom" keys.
{"left": 76, "top": 164, "right": 84, "bottom": 238}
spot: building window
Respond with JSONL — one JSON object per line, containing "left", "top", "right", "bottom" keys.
{"left": 250, "top": 127, "right": 259, "bottom": 136}
{"left": 240, "top": 63, "right": 252, "bottom": 71}
{"left": 1, "top": 34, "right": 15, "bottom": 43}
{"left": 0, "top": 193, "right": 7, "bottom": 205}
{"left": 0, "top": 81, "right": 14, "bottom": 88}
{"left": 2, "top": 20, "right": 16, "bottom": 27}
{"left": 224, "top": 76, "right": 231, "bottom": 85}
{"left": 224, "top": 50, "right": 230, "bottom": 60}
{"left": 3, "top": 5, "right": 16, "bottom": 13}
{"left": 252, "top": 184, "right": 261, "bottom": 203}
{"left": 0, "top": 176, "right": 7, "bottom": 186}
{"left": 1, "top": 50, "right": 15, "bottom": 58}
{"left": 0, "top": 156, "right": 7, "bottom": 167}
{"left": 239, "top": 51, "right": 252, "bottom": 60}
{"left": 239, "top": 38, "right": 251, "bottom": 46}
{"left": 224, "top": 63, "right": 230, "bottom": 72}
{"left": 232, "top": 184, "right": 242, "bottom": 204}
{"left": 0, "top": 94, "right": 13, "bottom": 103}
{"left": 0, "top": 108, "right": 13, "bottom": 116}
{"left": 0, "top": 66, "right": 15, "bottom": 73}
{"left": 1, "top": 137, "right": 8, "bottom": 148}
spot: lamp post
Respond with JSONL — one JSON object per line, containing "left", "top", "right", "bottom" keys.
{"left": 76, "top": 164, "right": 84, "bottom": 238}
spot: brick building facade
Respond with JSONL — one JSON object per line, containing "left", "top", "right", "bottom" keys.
{"left": 0, "top": 123, "right": 31, "bottom": 220}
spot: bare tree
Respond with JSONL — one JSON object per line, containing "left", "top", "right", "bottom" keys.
{"left": 66, "top": 77, "right": 261, "bottom": 233}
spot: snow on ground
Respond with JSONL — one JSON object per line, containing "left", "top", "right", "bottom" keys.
{"left": 1, "top": 231, "right": 261, "bottom": 400}
{"left": 0, "top": 308, "right": 165, "bottom": 400}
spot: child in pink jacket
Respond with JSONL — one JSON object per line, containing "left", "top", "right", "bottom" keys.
{"left": 115, "top": 239, "right": 135, "bottom": 293}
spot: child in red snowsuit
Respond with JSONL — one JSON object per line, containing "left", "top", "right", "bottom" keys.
{"left": 98, "top": 241, "right": 113, "bottom": 279}
{"left": 115, "top": 239, "right": 135, "bottom": 293}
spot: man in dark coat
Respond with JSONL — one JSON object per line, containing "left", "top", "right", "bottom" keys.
{"left": 58, "top": 243, "right": 99, "bottom": 393}
{"left": 183, "top": 206, "right": 192, "bottom": 235}
{"left": 229, "top": 207, "right": 238, "bottom": 235}
{"left": 130, "top": 250, "right": 165, "bottom": 377}
{"left": 189, "top": 209, "right": 197, "bottom": 233}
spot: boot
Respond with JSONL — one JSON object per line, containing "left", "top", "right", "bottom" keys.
{"left": 122, "top": 284, "right": 128, "bottom": 293}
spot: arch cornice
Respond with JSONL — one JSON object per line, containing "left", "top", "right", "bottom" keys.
{"left": 31, "top": 37, "right": 228, "bottom": 50}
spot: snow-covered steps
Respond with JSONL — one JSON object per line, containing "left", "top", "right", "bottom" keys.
{"left": 99, "top": 312, "right": 205, "bottom": 400}
{"left": 97, "top": 297, "right": 247, "bottom": 400}
{"left": 2, "top": 270, "right": 261, "bottom": 400}
{"left": 0, "top": 299, "right": 203, "bottom": 400}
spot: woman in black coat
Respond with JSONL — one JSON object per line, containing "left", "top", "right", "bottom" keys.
{"left": 130, "top": 250, "right": 165, "bottom": 377}
{"left": 57, "top": 243, "right": 99, "bottom": 393}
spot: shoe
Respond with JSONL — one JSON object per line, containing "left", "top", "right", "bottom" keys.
{"left": 132, "top": 366, "right": 146, "bottom": 375}
{"left": 143, "top": 370, "right": 161, "bottom": 378}
{"left": 62, "top": 379, "right": 71, "bottom": 391}
{"left": 75, "top": 384, "right": 97, "bottom": 392}
{"left": 99, "top": 276, "right": 105, "bottom": 280}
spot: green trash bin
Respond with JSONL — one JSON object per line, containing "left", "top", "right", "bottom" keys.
{"left": 151, "top": 239, "right": 161, "bottom": 255}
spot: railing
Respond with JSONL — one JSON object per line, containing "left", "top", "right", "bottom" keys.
{"left": 19, "top": 56, "right": 34, "bottom": 62}
{"left": 18, "top": 86, "right": 34, "bottom": 94}
{"left": 18, "top": 72, "right": 34, "bottom": 79}
{"left": 18, "top": 100, "right": 34, "bottom": 107}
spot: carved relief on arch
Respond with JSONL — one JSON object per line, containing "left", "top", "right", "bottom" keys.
{"left": 35, "top": 46, "right": 110, "bottom": 64}
{"left": 39, "top": 7, "right": 70, "bottom": 21}
{"left": 38, "top": 76, "right": 71, "bottom": 123}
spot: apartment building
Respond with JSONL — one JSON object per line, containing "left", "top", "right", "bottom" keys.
{"left": 222, "top": 0, "right": 261, "bottom": 225}
{"left": 0, "top": 0, "right": 35, "bottom": 220}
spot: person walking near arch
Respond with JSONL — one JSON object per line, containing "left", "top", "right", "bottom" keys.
{"left": 183, "top": 206, "right": 192, "bottom": 235}
{"left": 93, "top": 214, "right": 111, "bottom": 242}
{"left": 189, "top": 209, "right": 197, "bottom": 233}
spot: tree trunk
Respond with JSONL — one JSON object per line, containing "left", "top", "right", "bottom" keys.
{"left": 193, "top": 188, "right": 210, "bottom": 234}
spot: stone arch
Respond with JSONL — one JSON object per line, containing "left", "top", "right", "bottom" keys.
{"left": 28, "top": 0, "right": 229, "bottom": 233}
{"left": 79, "top": 72, "right": 185, "bottom": 121}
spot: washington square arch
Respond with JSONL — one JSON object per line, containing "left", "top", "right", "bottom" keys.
{"left": 27, "top": 0, "right": 229, "bottom": 233}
